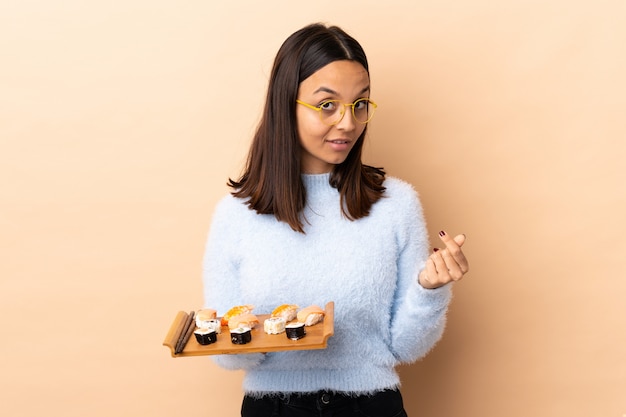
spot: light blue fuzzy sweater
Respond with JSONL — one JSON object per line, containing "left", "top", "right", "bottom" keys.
{"left": 202, "top": 173, "right": 451, "bottom": 396}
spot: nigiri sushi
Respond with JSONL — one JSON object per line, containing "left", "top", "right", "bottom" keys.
{"left": 228, "top": 313, "right": 259, "bottom": 329}
{"left": 221, "top": 304, "right": 254, "bottom": 326}
{"left": 271, "top": 304, "right": 299, "bottom": 322}
{"left": 297, "top": 305, "right": 325, "bottom": 326}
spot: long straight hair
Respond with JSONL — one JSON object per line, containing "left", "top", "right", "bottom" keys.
{"left": 228, "top": 23, "right": 385, "bottom": 233}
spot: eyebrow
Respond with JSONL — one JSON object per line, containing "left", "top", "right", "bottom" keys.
{"left": 313, "top": 85, "right": 371, "bottom": 96}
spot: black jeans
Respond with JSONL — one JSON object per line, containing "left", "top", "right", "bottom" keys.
{"left": 241, "top": 389, "right": 408, "bottom": 417}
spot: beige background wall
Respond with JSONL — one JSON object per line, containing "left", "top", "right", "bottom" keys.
{"left": 1, "top": 1, "right": 624, "bottom": 416}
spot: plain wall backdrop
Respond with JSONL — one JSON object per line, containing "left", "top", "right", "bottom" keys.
{"left": 1, "top": 1, "right": 624, "bottom": 416}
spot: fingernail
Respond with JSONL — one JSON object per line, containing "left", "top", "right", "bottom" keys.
{"left": 439, "top": 230, "right": 446, "bottom": 237}
{"left": 433, "top": 248, "right": 440, "bottom": 252}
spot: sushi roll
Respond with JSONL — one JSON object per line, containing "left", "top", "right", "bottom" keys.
{"left": 194, "top": 328, "right": 217, "bottom": 345}
{"left": 297, "top": 305, "right": 325, "bottom": 326}
{"left": 271, "top": 304, "right": 299, "bottom": 322}
{"left": 263, "top": 316, "right": 286, "bottom": 334}
{"left": 195, "top": 309, "right": 218, "bottom": 329}
{"left": 202, "top": 318, "right": 222, "bottom": 334}
{"left": 285, "top": 322, "right": 306, "bottom": 340}
{"left": 230, "top": 326, "right": 252, "bottom": 344}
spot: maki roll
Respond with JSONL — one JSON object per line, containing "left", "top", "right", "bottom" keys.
{"left": 194, "top": 328, "right": 217, "bottom": 345}
{"left": 202, "top": 318, "right": 222, "bottom": 334}
{"left": 230, "top": 326, "right": 252, "bottom": 345}
{"left": 285, "top": 322, "right": 306, "bottom": 340}
{"left": 263, "top": 316, "right": 286, "bottom": 334}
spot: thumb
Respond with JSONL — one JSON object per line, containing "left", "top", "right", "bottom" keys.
{"left": 453, "top": 233, "right": 466, "bottom": 247}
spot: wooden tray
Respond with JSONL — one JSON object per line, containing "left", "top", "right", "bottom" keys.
{"left": 163, "top": 302, "right": 334, "bottom": 357}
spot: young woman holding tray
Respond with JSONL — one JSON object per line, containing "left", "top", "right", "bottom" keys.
{"left": 202, "top": 23, "right": 470, "bottom": 417}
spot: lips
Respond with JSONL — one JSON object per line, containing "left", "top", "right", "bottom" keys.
{"left": 325, "top": 139, "right": 352, "bottom": 153}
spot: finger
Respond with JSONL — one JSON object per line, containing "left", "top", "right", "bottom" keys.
{"left": 438, "top": 231, "right": 469, "bottom": 273}
{"left": 430, "top": 250, "right": 451, "bottom": 282}
{"left": 439, "top": 249, "right": 465, "bottom": 281}
{"left": 438, "top": 230, "right": 465, "bottom": 247}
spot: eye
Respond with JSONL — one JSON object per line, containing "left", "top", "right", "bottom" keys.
{"left": 319, "top": 100, "right": 337, "bottom": 112}
{"left": 353, "top": 99, "right": 369, "bottom": 111}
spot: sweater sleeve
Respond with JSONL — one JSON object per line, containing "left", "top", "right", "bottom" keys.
{"left": 202, "top": 195, "right": 266, "bottom": 370}
{"left": 388, "top": 184, "right": 453, "bottom": 363}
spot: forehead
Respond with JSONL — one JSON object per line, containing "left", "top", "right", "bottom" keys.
{"left": 299, "top": 60, "right": 370, "bottom": 98}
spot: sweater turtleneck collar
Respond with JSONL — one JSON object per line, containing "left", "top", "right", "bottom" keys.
{"left": 302, "top": 172, "right": 331, "bottom": 187}
{"left": 301, "top": 172, "right": 337, "bottom": 199}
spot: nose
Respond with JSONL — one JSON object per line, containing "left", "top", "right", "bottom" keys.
{"left": 335, "top": 106, "right": 356, "bottom": 131}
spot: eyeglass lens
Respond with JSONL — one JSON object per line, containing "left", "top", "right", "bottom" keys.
{"left": 322, "top": 99, "right": 374, "bottom": 125}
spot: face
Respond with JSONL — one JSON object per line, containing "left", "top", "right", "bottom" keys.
{"left": 296, "top": 60, "right": 370, "bottom": 174}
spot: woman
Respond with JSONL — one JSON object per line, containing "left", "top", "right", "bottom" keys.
{"left": 202, "top": 23, "right": 469, "bottom": 417}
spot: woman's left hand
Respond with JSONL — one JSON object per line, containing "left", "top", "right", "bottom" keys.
{"left": 418, "top": 230, "right": 469, "bottom": 289}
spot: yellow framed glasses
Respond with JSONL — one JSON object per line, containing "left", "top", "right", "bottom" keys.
{"left": 296, "top": 98, "right": 377, "bottom": 126}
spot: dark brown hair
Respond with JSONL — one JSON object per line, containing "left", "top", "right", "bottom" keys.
{"left": 228, "top": 23, "right": 385, "bottom": 233}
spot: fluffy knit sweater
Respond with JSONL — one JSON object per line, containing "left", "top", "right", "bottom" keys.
{"left": 202, "top": 173, "right": 452, "bottom": 396}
